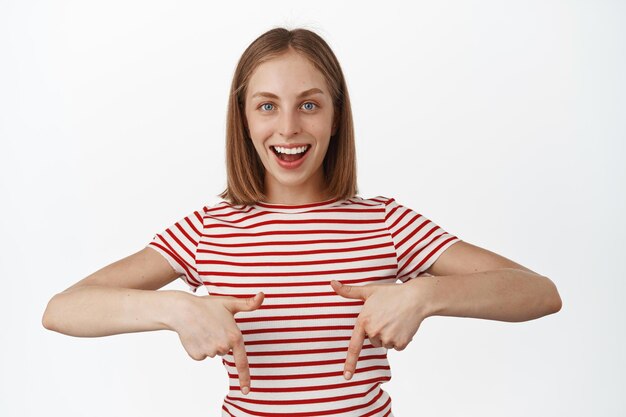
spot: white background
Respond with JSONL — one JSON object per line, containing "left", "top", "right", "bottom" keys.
{"left": 2, "top": 1, "right": 624, "bottom": 416}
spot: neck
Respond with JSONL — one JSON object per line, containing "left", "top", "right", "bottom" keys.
{"left": 262, "top": 173, "right": 329, "bottom": 205}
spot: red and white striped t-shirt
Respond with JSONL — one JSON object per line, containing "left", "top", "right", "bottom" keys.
{"left": 146, "top": 195, "right": 461, "bottom": 417}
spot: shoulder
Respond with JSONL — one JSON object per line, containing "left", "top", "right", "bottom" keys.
{"left": 192, "top": 200, "right": 229, "bottom": 216}
{"left": 352, "top": 195, "right": 407, "bottom": 216}
{"left": 361, "top": 196, "right": 432, "bottom": 228}
{"left": 345, "top": 195, "right": 408, "bottom": 217}
{"left": 204, "top": 199, "right": 234, "bottom": 213}
{"left": 350, "top": 195, "right": 395, "bottom": 207}
{"left": 200, "top": 199, "right": 259, "bottom": 222}
{"left": 333, "top": 195, "right": 395, "bottom": 216}
{"left": 176, "top": 200, "right": 235, "bottom": 225}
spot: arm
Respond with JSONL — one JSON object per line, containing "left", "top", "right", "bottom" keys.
{"left": 408, "top": 241, "right": 562, "bottom": 322}
{"left": 409, "top": 268, "right": 561, "bottom": 322}
{"left": 43, "top": 246, "right": 263, "bottom": 393}
{"left": 42, "top": 247, "right": 188, "bottom": 337}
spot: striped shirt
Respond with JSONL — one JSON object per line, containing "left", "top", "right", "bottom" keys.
{"left": 146, "top": 195, "right": 461, "bottom": 416}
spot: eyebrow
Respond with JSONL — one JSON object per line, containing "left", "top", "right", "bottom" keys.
{"left": 250, "top": 87, "right": 325, "bottom": 100}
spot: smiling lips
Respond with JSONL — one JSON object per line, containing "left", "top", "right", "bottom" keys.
{"left": 271, "top": 144, "right": 311, "bottom": 162}
{"left": 270, "top": 144, "right": 311, "bottom": 168}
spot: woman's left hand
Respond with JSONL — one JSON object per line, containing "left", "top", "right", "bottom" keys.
{"left": 330, "top": 278, "right": 432, "bottom": 380}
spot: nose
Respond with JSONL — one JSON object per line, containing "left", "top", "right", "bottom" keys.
{"left": 278, "top": 107, "right": 302, "bottom": 138}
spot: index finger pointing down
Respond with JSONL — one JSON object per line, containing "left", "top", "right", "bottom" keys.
{"left": 344, "top": 321, "right": 365, "bottom": 380}
{"left": 232, "top": 336, "right": 251, "bottom": 394}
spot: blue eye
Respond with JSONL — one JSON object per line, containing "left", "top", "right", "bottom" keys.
{"left": 260, "top": 103, "right": 274, "bottom": 111}
{"left": 258, "top": 101, "right": 318, "bottom": 112}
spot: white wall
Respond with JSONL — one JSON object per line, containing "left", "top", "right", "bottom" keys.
{"left": 1, "top": 1, "right": 624, "bottom": 416}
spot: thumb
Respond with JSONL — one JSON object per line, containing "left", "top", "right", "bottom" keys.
{"left": 330, "top": 280, "right": 368, "bottom": 300}
{"left": 226, "top": 292, "right": 265, "bottom": 314}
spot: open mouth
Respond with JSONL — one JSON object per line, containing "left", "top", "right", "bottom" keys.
{"left": 271, "top": 145, "right": 311, "bottom": 162}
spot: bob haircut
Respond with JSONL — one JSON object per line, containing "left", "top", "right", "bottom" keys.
{"left": 218, "top": 27, "right": 358, "bottom": 206}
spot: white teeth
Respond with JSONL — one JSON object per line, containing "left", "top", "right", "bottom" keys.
{"left": 272, "top": 145, "right": 309, "bottom": 155}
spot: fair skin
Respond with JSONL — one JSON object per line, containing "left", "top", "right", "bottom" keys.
{"left": 41, "top": 247, "right": 265, "bottom": 395}
{"left": 42, "top": 47, "right": 562, "bottom": 398}
{"left": 330, "top": 242, "right": 562, "bottom": 380}
{"left": 243, "top": 49, "right": 337, "bottom": 204}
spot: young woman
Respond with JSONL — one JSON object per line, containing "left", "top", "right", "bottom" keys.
{"left": 42, "top": 27, "right": 562, "bottom": 416}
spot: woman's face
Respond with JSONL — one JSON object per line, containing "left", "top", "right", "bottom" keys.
{"left": 244, "top": 49, "right": 337, "bottom": 203}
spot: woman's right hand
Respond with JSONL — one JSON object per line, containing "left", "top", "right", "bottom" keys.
{"left": 171, "top": 291, "right": 265, "bottom": 395}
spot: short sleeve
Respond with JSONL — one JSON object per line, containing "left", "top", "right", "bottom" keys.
{"left": 146, "top": 206, "right": 206, "bottom": 293}
{"left": 382, "top": 197, "right": 462, "bottom": 282}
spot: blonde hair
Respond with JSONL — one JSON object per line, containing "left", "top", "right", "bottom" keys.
{"left": 218, "top": 27, "right": 358, "bottom": 205}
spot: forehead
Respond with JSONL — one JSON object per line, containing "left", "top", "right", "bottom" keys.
{"left": 247, "top": 51, "right": 328, "bottom": 98}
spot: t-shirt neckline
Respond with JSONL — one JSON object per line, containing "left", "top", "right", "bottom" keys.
{"left": 252, "top": 197, "right": 344, "bottom": 213}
